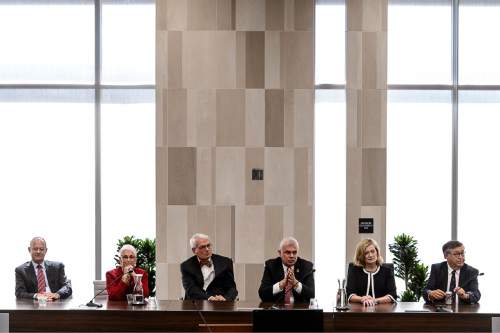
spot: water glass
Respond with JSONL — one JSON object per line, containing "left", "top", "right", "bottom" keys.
{"left": 309, "top": 298, "right": 318, "bottom": 309}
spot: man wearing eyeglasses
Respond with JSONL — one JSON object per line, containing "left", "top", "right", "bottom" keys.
{"left": 15, "top": 237, "right": 72, "bottom": 300}
{"left": 106, "top": 244, "right": 149, "bottom": 301}
{"left": 180, "top": 233, "right": 237, "bottom": 301}
{"left": 423, "top": 240, "right": 481, "bottom": 304}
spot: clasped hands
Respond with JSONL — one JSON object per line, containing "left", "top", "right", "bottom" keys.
{"left": 121, "top": 264, "right": 137, "bottom": 285}
{"left": 36, "top": 292, "right": 60, "bottom": 301}
{"left": 428, "top": 288, "right": 469, "bottom": 301}
{"left": 360, "top": 295, "right": 376, "bottom": 307}
{"left": 208, "top": 295, "right": 226, "bottom": 301}
{"left": 279, "top": 266, "right": 298, "bottom": 290}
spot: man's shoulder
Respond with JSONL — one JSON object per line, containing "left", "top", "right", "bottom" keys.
{"left": 181, "top": 255, "right": 197, "bottom": 267}
{"left": 15, "top": 261, "right": 31, "bottom": 272}
{"left": 264, "top": 257, "right": 281, "bottom": 267}
{"left": 297, "top": 257, "right": 313, "bottom": 268}
{"left": 45, "top": 260, "right": 64, "bottom": 268}
{"left": 431, "top": 261, "right": 447, "bottom": 270}
{"left": 212, "top": 254, "right": 233, "bottom": 264}
{"left": 462, "top": 263, "right": 479, "bottom": 275}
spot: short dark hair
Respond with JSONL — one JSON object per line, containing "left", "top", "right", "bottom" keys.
{"left": 442, "top": 240, "right": 463, "bottom": 255}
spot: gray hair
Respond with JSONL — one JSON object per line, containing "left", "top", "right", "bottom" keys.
{"left": 30, "top": 237, "right": 46, "bottom": 248}
{"left": 119, "top": 244, "right": 137, "bottom": 257}
{"left": 190, "top": 233, "right": 210, "bottom": 249}
{"left": 279, "top": 237, "right": 299, "bottom": 251}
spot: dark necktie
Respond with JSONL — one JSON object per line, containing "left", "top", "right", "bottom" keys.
{"left": 37, "top": 264, "right": 46, "bottom": 293}
{"left": 449, "top": 270, "right": 456, "bottom": 293}
{"left": 284, "top": 279, "right": 292, "bottom": 304}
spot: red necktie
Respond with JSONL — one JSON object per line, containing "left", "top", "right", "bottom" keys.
{"left": 37, "top": 264, "right": 46, "bottom": 293}
{"left": 284, "top": 279, "right": 292, "bottom": 304}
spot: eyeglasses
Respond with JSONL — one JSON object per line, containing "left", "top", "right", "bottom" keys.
{"left": 197, "top": 243, "right": 211, "bottom": 250}
{"left": 450, "top": 251, "right": 465, "bottom": 258}
{"left": 121, "top": 255, "right": 136, "bottom": 260}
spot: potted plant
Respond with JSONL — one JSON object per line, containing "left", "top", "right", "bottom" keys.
{"left": 388, "top": 234, "right": 429, "bottom": 301}
{"left": 115, "top": 235, "right": 156, "bottom": 296}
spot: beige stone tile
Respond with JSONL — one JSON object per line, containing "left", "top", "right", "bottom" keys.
{"left": 264, "top": 148, "right": 294, "bottom": 205}
{"left": 294, "top": 204, "right": 313, "bottom": 261}
{"left": 360, "top": 205, "right": 386, "bottom": 259}
{"left": 196, "top": 148, "right": 213, "bottom": 205}
{"left": 155, "top": 262, "right": 168, "bottom": 300}
{"left": 156, "top": 32, "right": 168, "bottom": 90}
{"left": 165, "top": 0, "right": 188, "bottom": 31}
{"left": 245, "top": 148, "right": 264, "bottom": 205}
{"left": 245, "top": 32, "right": 265, "bottom": 88}
{"left": 183, "top": 32, "right": 236, "bottom": 88}
{"left": 157, "top": 0, "right": 168, "bottom": 31}
{"left": 215, "top": 148, "right": 245, "bottom": 205}
{"left": 235, "top": 206, "right": 265, "bottom": 263}
{"left": 236, "top": 32, "right": 246, "bottom": 89}
{"left": 280, "top": 32, "right": 314, "bottom": 89}
{"left": 157, "top": 147, "right": 169, "bottom": 206}
{"left": 188, "top": 89, "right": 216, "bottom": 147}
{"left": 294, "top": 0, "right": 314, "bottom": 31}
{"left": 215, "top": 205, "right": 234, "bottom": 258}
{"left": 362, "top": 32, "right": 386, "bottom": 90}
{"left": 346, "top": 32, "right": 362, "bottom": 90}
{"left": 245, "top": 264, "right": 265, "bottom": 301}
{"left": 361, "top": 89, "right": 386, "bottom": 149}
{"left": 346, "top": 0, "right": 363, "bottom": 31}
{"left": 187, "top": 206, "right": 216, "bottom": 243}
{"left": 159, "top": 89, "right": 169, "bottom": 146}
{"left": 361, "top": 148, "right": 386, "bottom": 206}
{"left": 294, "top": 147, "right": 309, "bottom": 205}
{"left": 283, "top": 205, "right": 295, "bottom": 236}
{"left": 166, "top": 205, "right": 189, "bottom": 263}
{"left": 216, "top": 89, "right": 245, "bottom": 146}
{"left": 167, "top": 89, "right": 187, "bottom": 146}
{"left": 168, "top": 147, "right": 196, "bottom": 205}
{"left": 265, "top": 32, "right": 281, "bottom": 89}
{"left": 235, "top": 263, "right": 246, "bottom": 300}
{"left": 307, "top": 148, "right": 313, "bottom": 206}
{"left": 265, "top": 89, "right": 284, "bottom": 147}
{"left": 347, "top": 147, "right": 362, "bottom": 208}
{"left": 346, "top": 89, "right": 361, "bottom": 148}
{"left": 235, "top": 0, "right": 265, "bottom": 31}
{"left": 245, "top": 89, "right": 265, "bottom": 147}
{"left": 217, "top": 0, "right": 235, "bottom": 30}
{"left": 156, "top": 90, "right": 165, "bottom": 146}
{"left": 293, "top": 89, "right": 314, "bottom": 147}
{"left": 346, "top": 204, "right": 361, "bottom": 263}
{"left": 265, "top": 206, "right": 284, "bottom": 259}
{"left": 284, "top": 0, "right": 295, "bottom": 31}
{"left": 167, "top": 31, "right": 183, "bottom": 89}
{"left": 283, "top": 89, "right": 294, "bottom": 147}
{"left": 362, "top": 0, "right": 386, "bottom": 32}
{"left": 266, "top": 0, "right": 284, "bottom": 31}
{"left": 168, "top": 263, "right": 183, "bottom": 300}
{"left": 187, "top": 0, "right": 217, "bottom": 30}
{"left": 156, "top": 205, "right": 168, "bottom": 263}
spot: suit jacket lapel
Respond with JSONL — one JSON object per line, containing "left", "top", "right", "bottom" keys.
{"left": 440, "top": 262, "right": 449, "bottom": 291}
{"left": 212, "top": 255, "right": 222, "bottom": 278}
{"left": 26, "top": 262, "right": 37, "bottom": 289}
{"left": 458, "top": 264, "right": 467, "bottom": 287}
{"left": 191, "top": 257, "right": 204, "bottom": 287}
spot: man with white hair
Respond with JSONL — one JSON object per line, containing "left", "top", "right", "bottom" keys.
{"left": 180, "top": 233, "right": 237, "bottom": 301}
{"left": 258, "top": 237, "right": 315, "bottom": 303}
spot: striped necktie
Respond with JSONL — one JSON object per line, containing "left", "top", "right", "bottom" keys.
{"left": 37, "top": 264, "right": 46, "bottom": 293}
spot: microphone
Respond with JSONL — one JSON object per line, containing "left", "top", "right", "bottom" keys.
{"left": 86, "top": 268, "right": 132, "bottom": 308}
{"left": 128, "top": 267, "right": 134, "bottom": 274}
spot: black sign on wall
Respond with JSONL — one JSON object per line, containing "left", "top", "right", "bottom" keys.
{"left": 359, "top": 218, "right": 374, "bottom": 233}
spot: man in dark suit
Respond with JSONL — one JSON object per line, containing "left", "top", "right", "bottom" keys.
{"left": 181, "top": 233, "right": 237, "bottom": 301}
{"left": 15, "top": 237, "right": 72, "bottom": 300}
{"left": 423, "top": 240, "right": 480, "bottom": 304}
{"left": 259, "top": 237, "right": 315, "bottom": 303}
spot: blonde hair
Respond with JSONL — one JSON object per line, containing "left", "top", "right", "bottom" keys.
{"left": 353, "top": 238, "right": 384, "bottom": 267}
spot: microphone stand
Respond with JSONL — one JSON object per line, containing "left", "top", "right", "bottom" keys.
{"left": 86, "top": 268, "right": 133, "bottom": 308}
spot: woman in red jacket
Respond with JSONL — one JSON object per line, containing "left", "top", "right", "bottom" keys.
{"left": 106, "top": 244, "right": 149, "bottom": 301}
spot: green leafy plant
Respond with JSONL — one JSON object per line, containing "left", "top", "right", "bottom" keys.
{"left": 114, "top": 235, "right": 156, "bottom": 296}
{"left": 388, "top": 234, "right": 429, "bottom": 301}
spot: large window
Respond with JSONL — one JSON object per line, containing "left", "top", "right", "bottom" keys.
{"left": 388, "top": 0, "right": 500, "bottom": 300}
{"left": 315, "top": 0, "right": 346, "bottom": 305}
{"left": 0, "top": 0, "right": 155, "bottom": 298}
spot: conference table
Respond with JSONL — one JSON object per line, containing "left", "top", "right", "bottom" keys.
{"left": 1, "top": 297, "right": 499, "bottom": 332}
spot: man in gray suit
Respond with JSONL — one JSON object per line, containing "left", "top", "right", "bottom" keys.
{"left": 15, "top": 237, "right": 72, "bottom": 300}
